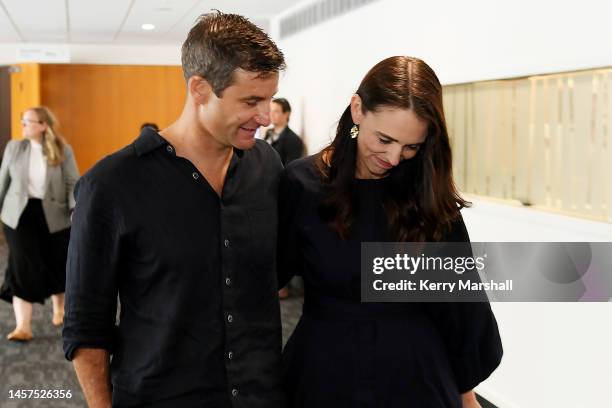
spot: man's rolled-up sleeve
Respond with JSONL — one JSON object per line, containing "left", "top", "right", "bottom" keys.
{"left": 62, "top": 175, "right": 123, "bottom": 361}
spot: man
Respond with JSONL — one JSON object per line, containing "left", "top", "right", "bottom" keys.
{"left": 265, "top": 98, "right": 304, "bottom": 299}
{"left": 63, "top": 12, "right": 286, "bottom": 407}
{"left": 264, "top": 98, "right": 304, "bottom": 166}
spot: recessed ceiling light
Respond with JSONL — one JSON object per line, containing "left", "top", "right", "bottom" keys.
{"left": 141, "top": 23, "right": 155, "bottom": 31}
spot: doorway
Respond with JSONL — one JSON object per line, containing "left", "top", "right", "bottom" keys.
{"left": 0, "top": 66, "right": 11, "bottom": 157}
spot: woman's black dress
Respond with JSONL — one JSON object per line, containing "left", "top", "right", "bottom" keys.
{"left": 0, "top": 199, "right": 70, "bottom": 304}
{"left": 279, "top": 156, "right": 503, "bottom": 408}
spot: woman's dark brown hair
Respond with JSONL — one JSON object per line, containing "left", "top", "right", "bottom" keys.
{"left": 317, "top": 56, "right": 469, "bottom": 242}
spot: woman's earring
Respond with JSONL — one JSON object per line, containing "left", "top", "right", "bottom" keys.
{"left": 350, "top": 124, "right": 359, "bottom": 139}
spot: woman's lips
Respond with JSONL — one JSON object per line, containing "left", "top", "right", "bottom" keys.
{"left": 374, "top": 156, "right": 393, "bottom": 169}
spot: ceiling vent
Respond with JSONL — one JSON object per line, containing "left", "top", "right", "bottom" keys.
{"left": 279, "top": 0, "right": 378, "bottom": 39}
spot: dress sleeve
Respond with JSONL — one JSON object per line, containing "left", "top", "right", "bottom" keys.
{"left": 277, "top": 166, "right": 304, "bottom": 289}
{"left": 62, "top": 175, "right": 122, "bottom": 360}
{"left": 427, "top": 214, "right": 504, "bottom": 393}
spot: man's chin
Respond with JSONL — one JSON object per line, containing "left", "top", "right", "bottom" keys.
{"left": 233, "top": 137, "right": 257, "bottom": 151}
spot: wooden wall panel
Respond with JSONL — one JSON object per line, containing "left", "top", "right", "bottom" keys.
{"left": 40, "top": 64, "right": 186, "bottom": 172}
{"left": 10, "top": 63, "right": 40, "bottom": 139}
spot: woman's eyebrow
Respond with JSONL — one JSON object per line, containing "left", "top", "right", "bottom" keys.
{"left": 375, "top": 130, "right": 398, "bottom": 142}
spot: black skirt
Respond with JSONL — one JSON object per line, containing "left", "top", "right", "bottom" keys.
{"left": 0, "top": 199, "right": 70, "bottom": 304}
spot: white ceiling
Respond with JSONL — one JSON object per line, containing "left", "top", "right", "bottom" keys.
{"left": 0, "top": 0, "right": 304, "bottom": 44}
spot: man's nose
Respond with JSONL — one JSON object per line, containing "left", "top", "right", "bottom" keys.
{"left": 255, "top": 106, "right": 271, "bottom": 127}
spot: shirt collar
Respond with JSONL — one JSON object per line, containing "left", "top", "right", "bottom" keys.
{"left": 134, "top": 126, "right": 246, "bottom": 163}
{"left": 134, "top": 127, "right": 167, "bottom": 157}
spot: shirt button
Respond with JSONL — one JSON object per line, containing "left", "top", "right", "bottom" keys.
{"left": 228, "top": 351, "right": 234, "bottom": 360}
{"left": 224, "top": 239, "right": 230, "bottom": 248}
{"left": 225, "top": 277, "right": 232, "bottom": 286}
{"left": 231, "top": 388, "right": 238, "bottom": 397}
{"left": 227, "top": 314, "right": 234, "bottom": 323}
{"left": 166, "top": 145, "right": 174, "bottom": 153}
{"left": 192, "top": 172, "right": 199, "bottom": 180}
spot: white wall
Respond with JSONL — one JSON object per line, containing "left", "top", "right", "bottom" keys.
{"left": 271, "top": 1, "right": 612, "bottom": 406}
{"left": 271, "top": 0, "right": 612, "bottom": 154}
{"left": 463, "top": 197, "right": 612, "bottom": 408}
{"left": 0, "top": 43, "right": 181, "bottom": 66}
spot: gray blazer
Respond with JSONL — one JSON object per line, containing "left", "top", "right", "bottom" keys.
{"left": 0, "top": 139, "right": 80, "bottom": 233}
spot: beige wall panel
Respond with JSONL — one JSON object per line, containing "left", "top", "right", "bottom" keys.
{"left": 569, "top": 74, "right": 592, "bottom": 213}
{"left": 603, "top": 73, "right": 612, "bottom": 219}
{"left": 444, "top": 85, "right": 468, "bottom": 190}
{"left": 513, "top": 80, "right": 530, "bottom": 204}
{"left": 443, "top": 67, "right": 612, "bottom": 221}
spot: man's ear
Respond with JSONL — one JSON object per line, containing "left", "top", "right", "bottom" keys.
{"left": 350, "top": 94, "right": 364, "bottom": 125}
{"left": 188, "top": 76, "right": 213, "bottom": 105}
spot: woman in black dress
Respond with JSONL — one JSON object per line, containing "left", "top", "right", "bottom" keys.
{"left": 0, "top": 107, "right": 79, "bottom": 341}
{"left": 278, "top": 56, "right": 503, "bottom": 407}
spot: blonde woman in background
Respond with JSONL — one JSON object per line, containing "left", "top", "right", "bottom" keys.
{"left": 0, "top": 106, "right": 79, "bottom": 341}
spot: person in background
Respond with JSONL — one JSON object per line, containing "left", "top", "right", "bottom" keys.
{"left": 265, "top": 98, "right": 304, "bottom": 166}
{"left": 0, "top": 106, "right": 79, "bottom": 341}
{"left": 140, "top": 122, "right": 159, "bottom": 132}
{"left": 278, "top": 56, "right": 502, "bottom": 407}
{"left": 266, "top": 97, "right": 305, "bottom": 299}
{"left": 63, "top": 11, "right": 286, "bottom": 408}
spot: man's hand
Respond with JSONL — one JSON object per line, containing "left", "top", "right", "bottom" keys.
{"left": 461, "top": 390, "right": 482, "bottom": 408}
{"left": 72, "top": 348, "right": 112, "bottom": 408}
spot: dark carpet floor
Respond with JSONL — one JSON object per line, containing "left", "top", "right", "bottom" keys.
{"left": 0, "top": 231, "right": 304, "bottom": 407}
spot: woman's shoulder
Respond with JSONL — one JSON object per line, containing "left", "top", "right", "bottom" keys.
{"left": 284, "top": 154, "right": 322, "bottom": 185}
{"left": 281, "top": 154, "right": 329, "bottom": 199}
{"left": 442, "top": 211, "right": 470, "bottom": 242}
{"left": 4, "top": 138, "right": 28, "bottom": 155}
{"left": 285, "top": 153, "right": 319, "bottom": 176}
{"left": 6, "top": 138, "right": 27, "bottom": 148}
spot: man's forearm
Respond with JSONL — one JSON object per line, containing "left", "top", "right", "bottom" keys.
{"left": 72, "top": 348, "right": 112, "bottom": 408}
